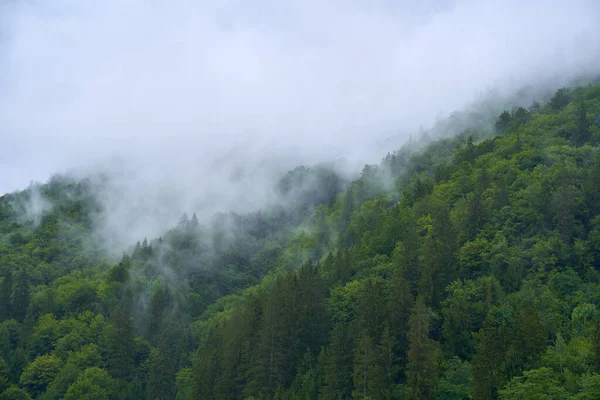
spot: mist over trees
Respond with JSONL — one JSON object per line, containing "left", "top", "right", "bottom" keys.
{"left": 0, "top": 82, "right": 599, "bottom": 399}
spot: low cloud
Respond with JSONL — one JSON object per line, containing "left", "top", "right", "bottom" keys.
{"left": 1, "top": 0, "right": 599, "bottom": 245}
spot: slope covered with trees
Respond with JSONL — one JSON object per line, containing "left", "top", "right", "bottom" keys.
{"left": 1, "top": 82, "right": 600, "bottom": 399}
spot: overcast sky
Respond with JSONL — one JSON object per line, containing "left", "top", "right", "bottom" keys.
{"left": 1, "top": 0, "right": 599, "bottom": 244}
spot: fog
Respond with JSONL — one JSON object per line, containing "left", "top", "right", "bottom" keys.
{"left": 1, "top": 0, "right": 599, "bottom": 246}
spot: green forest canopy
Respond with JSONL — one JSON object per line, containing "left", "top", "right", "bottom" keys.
{"left": 1, "top": 82, "right": 600, "bottom": 399}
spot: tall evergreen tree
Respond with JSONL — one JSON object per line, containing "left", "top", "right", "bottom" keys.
{"left": 11, "top": 270, "right": 29, "bottom": 322}
{"left": 352, "top": 329, "right": 375, "bottom": 399}
{"left": 472, "top": 315, "right": 509, "bottom": 400}
{"left": 146, "top": 337, "right": 176, "bottom": 400}
{"left": 245, "top": 275, "right": 296, "bottom": 398}
{"left": 575, "top": 97, "right": 591, "bottom": 146}
{"left": 321, "top": 321, "right": 354, "bottom": 400}
{"left": 103, "top": 307, "right": 135, "bottom": 380}
{"left": 0, "top": 270, "right": 13, "bottom": 321}
{"left": 406, "top": 297, "right": 439, "bottom": 400}
{"left": 147, "top": 286, "right": 171, "bottom": 345}
{"left": 387, "top": 274, "right": 413, "bottom": 370}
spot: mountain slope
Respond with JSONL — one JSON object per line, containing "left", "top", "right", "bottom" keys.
{"left": 1, "top": 82, "right": 600, "bottom": 399}
{"left": 188, "top": 83, "right": 600, "bottom": 400}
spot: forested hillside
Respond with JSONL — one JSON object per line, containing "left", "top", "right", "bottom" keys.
{"left": 2, "top": 82, "right": 600, "bottom": 399}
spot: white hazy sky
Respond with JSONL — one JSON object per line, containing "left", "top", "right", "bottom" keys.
{"left": 1, "top": 0, "right": 599, "bottom": 244}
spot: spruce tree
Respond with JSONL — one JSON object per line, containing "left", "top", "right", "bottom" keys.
{"left": 11, "top": 270, "right": 29, "bottom": 322}
{"left": 0, "top": 270, "right": 13, "bottom": 320}
{"left": 146, "top": 337, "right": 176, "bottom": 400}
{"left": 103, "top": 307, "right": 135, "bottom": 379}
{"left": 406, "top": 297, "right": 439, "bottom": 400}
{"left": 321, "top": 321, "right": 354, "bottom": 400}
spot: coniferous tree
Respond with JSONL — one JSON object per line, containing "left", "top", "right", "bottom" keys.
{"left": 466, "top": 187, "right": 484, "bottom": 241}
{"left": 472, "top": 315, "right": 509, "bottom": 400}
{"left": 593, "top": 313, "right": 600, "bottom": 374}
{"left": 406, "top": 297, "right": 439, "bottom": 400}
{"left": 192, "top": 335, "right": 219, "bottom": 400}
{"left": 190, "top": 213, "right": 200, "bottom": 230}
{"left": 246, "top": 275, "right": 295, "bottom": 398}
{"left": 0, "top": 357, "right": 9, "bottom": 393}
{"left": 0, "top": 270, "right": 13, "bottom": 321}
{"left": 575, "top": 97, "right": 591, "bottom": 146}
{"left": 321, "top": 321, "right": 354, "bottom": 400}
{"left": 585, "top": 153, "right": 600, "bottom": 218}
{"left": 387, "top": 273, "right": 413, "bottom": 369}
{"left": 355, "top": 278, "right": 387, "bottom": 343}
{"left": 352, "top": 330, "right": 375, "bottom": 399}
{"left": 550, "top": 88, "right": 570, "bottom": 110}
{"left": 103, "top": 307, "right": 135, "bottom": 380}
{"left": 508, "top": 306, "right": 545, "bottom": 375}
{"left": 296, "top": 261, "right": 329, "bottom": 358}
{"left": 372, "top": 326, "right": 397, "bottom": 400}
{"left": 11, "top": 270, "right": 29, "bottom": 322}
{"left": 494, "top": 111, "right": 511, "bottom": 134}
{"left": 147, "top": 287, "right": 171, "bottom": 345}
{"left": 146, "top": 337, "right": 176, "bottom": 400}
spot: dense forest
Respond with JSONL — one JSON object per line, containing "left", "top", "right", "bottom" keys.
{"left": 2, "top": 81, "right": 600, "bottom": 399}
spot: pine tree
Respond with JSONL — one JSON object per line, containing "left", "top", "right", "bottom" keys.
{"left": 296, "top": 261, "right": 329, "bottom": 358}
{"left": 321, "top": 321, "right": 354, "bottom": 400}
{"left": 508, "top": 306, "right": 546, "bottom": 375}
{"left": 192, "top": 335, "right": 219, "bottom": 400}
{"left": 0, "top": 357, "right": 9, "bottom": 393}
{"left": 392, "top": 211, "right": 420, "bottom": 290}
{"left": 213, "top": 314, "right": 244, "bottom": 399}
{"left": 466, "top": 188, "right": 484, "bottom": 241}
{"left": 352, "top": 330, "right": 375, "bottom": 399}
{"left": 420, "top": 203, "right": 458, "bottom": 306}
{"left": 245, "top": 275, "right": 295, "bottom": 398}
{"left": 147, "top": 337, "right": 176, "bottom": 400}
{"left": 355, "top": 278, "right": 387, "bottom": 343}
{"left": 472, "top": 316, "right": 508, "bottom": 400}
{"left": 108, "top": 256, "right": 130, "bottom": 284}
{"left": 0, "top": 269, "right": 13, "bottom": 320}
{"left": 575, "top": 97, "right": 591, "bottom": 146}
{"left": 190, "top": 213, "right": 200, "bottom": 230}
{"left": 492, "top": 176, "right": 509, "bottom": 210}
{"left": 593, "top": 313, "right": 600, "bottom": 374}
{"left": 585, "top": 153, "right": 600, "bottom": 218}
{"left": 494, "top": 111, "right": 511, "bottom": 134}
{"left": 372, "top": 326, "right": 397, "bottom": 400}
{"left": 147, "top": 287, "right": 171, "bottom": 345}
{"left": 387, "top": 274, "right": 413, "bottom": 373}
{"left": 339, "top": 189, "right": 356, "bottom": 245}
{"left": 178, "top": 213, "right": 189, "bottom": 230}
{"left": 103, "top": 307, "right": 135, "bottom": 379}
{"left": 406, "top": 297, "right": 439, "bottom": 400}
{"left": 466, "top": 136, "right": 475, "bottom": 164}
{"left": 554, "top": 175, "right": 575, "bottom": 244}
{"left": 11, "top": 270, "right": 29, "bottom": 322}
{"left": 332, "top": 249, "right": 353, "bottom": 284}
{"left": 141, "top": 238, "right": 152, "bottom": 258}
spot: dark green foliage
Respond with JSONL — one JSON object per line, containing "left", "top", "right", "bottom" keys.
{"left": 321, "top": 321, "right": 354, "bottom": 400}
{"left": 11, "top": 271, "right": 29, "bottom": 323}
{"left": 550, "top": 87, "right": 571, "bottom": 110}
{"left": 107, "top": 256, "right": 130, "bottom": 284}
{"left": 406, "top": 297, "right": 439, "bottom": 400}
{"left": 472, "top": 315, "right": 509, "bottom": 400}
{"left": 1, "top": 81, "right": 600, "bottom": 399}
{"left": 0, "top": 386, "right": 31, "bottom": 400}
{"left": 146, "top": 338, "right": 176, "bottom": 400}
{"left": 19, "top": 354, "right": 61, "bottom": 396}
{"left": 102, "top": 307, "right": 135, "bottom": 379}
{"left": 0, "top": 271, "right": 13, "bottom": 321}
{"left": 0, "top": 358, "right": 9, "bottom": 393}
